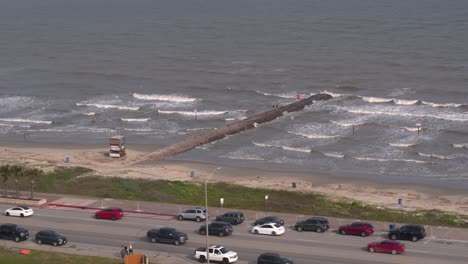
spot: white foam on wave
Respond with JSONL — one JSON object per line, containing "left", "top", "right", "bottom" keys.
{"left": 121, "top": 118, "right": 150, "bottom": 122}
{"left": 158, "top": 110, "right": 227, "bottom": 116}
{"left": 362, "top": 96, "right": 393, "bottom": 103}
{"left": 389, "top": 143, "right": 416, "bottom": 148}
{"left": 124, "top": 128, "right": 153, "bottom": 132}
{"left": 360, "top": 95, "right": 463, "bottom": 109}
{"left": 132, "top": 93, "right": 197, "bottom": 103}
{"left": 255, "top": 91, "right": 297, "bottom": 99}
{"left": 321, "top": 90, "right": 346, "bottom": 98}
{"left": 331, "top": 121, "right": 364, "bottom": 127}
{"left": 323, "top": 152, "right": 345, "bottom": 158}
{"left": 401, "top": 127, "right": 420, "bottom": 132}
{"left": 418, "top": 152, "right": 453, "bottom": 160}
{"left": 341, "top": 107, "right": 468, "bottom": 122}
{"left": 83, "top": 112, "right": 96, "bottom": 116}
{"left": 353, "top": 156, "right": 432, "bottom": 164}
{"left": 452, "top": 143, "right": 468, "bottom": 149}
{"left": 288, "top": 131, "right": 338, "bottom": 139}
{"left": 76, "top": 103, "right": 139, "bottom": 111}
{"left": 0, "top": 118, "right": 52, "bottom": 124}
{"left": 422, "top": 101, "right": 463, "bottom": 108}
{"left": 282, "top": 146, "right": 311, "bottom": 153}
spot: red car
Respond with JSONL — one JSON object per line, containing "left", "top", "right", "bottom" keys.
{"left": 338, "top": 222, "right": 374, "bottom": 237}
{"left": 95, "top": 208, "right": 124, "bottom": 220}
{"left": 368, "top": 240, "right": 405, "bottom": 255}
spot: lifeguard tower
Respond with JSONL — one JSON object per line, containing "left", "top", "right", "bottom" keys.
{"left": 109, "top": 135, "right": 126, "bottom": 158}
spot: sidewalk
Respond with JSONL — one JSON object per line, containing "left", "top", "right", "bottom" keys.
{"left": 19, "top": 191, "right": 468, "bottom": 242}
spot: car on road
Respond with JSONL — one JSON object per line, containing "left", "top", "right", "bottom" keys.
{"left": 0, "top": 224, "right": 29, "bottom": 242}
{"left": 177, "top": 208, "right": 206, "bottom": 222}
{"left": 294, "top": 217, "right": 329, "bottom": 233}
{"left": 35, "top": 230, "right": 67, "bottom": 246}
{"left": 215, "top": 211, "right": 244, "bottom": 225}
{"left": 252, "top": 216, "right": 284, "bottom": 226}
{"left": 368, "top": 240, "right": 405, "bottom": 255}
{"left": 251, "top": 223, "right": 285, "bottom": 236}
{"left": 194, "top": 245, "right": 238, "bottom": 263}
{"left": 388, "top": 224, "right": 426, "bottom": 242}
{"left": 257, "top": 253, "right": 294, "bottom": 264}
{"left": 147, "top": 227, "right": 188, "bottom": 245}
{"left": 199, "top": 222, "right": 233, "bottom": 237}
{"left": 4, "top": 206, "right": 34, "bottom": 217}
{"left": 338, "top": 222, "right": 374, "bottom": 237}
{"left": 95, "top": 207, "right": 124, "bottom": 220}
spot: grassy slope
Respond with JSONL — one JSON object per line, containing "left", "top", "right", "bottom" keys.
{"left": 0, "top": 246, "right": 121, "bottom": 264}
{"left": 18, "top": 166, "right": 468, "bottom": 228}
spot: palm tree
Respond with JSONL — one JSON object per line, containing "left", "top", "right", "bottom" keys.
{"left": 26, "top": 168, "right": 42, "bottom": 200}
{"left": 10, "top": 165, "right": 23, "bottom": 199}
{"left": 0, "top": 165, "right": 10, "bottom": 198}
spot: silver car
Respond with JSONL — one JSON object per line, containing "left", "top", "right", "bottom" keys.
{"left": 177, "top": 208, "right": 206, "bottom": 222}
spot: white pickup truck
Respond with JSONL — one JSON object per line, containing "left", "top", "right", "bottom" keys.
{"left": 194, "top": 245, "right": 238, "bottom": 263}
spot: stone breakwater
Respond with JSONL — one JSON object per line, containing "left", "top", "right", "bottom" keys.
{"left": 138, "top": 93, "right": 332, "bottom": 162}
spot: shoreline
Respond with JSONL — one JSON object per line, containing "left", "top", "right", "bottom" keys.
{"left": 0, "top": 140, "right": 467, "bottom": 215}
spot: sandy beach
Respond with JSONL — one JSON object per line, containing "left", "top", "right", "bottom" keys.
{"left": 1, "top": 141, "right": 467, "bottom": 215}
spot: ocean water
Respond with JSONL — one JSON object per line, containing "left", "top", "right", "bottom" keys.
{"left": 1, "top": 0, "right": 468, "bottom": 189}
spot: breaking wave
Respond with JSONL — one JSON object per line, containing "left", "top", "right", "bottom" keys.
{"left": 132, "top": 93, "right": 197, "bottom": 102}
{"left": 158, "top": 110, "right": 227, "bottom": 116}
{"left": 353, "top": 156, "right": 433, "bottom": 164}
{"left": 76, "top": 103, "right": 139, "bottom": 111}
{"left": 0, "top": 118, "right": 52, "bottom": 124}
{"left": 121, "top": 118, "right": 150, "bottom": 122}
{"left": 288, "top": 131, "right": 338, "bottom": 139}
{"left": 417, "top": 152, "right": 454, "bottom": 160}
{"left": 452, "top": 143, "right": 468, "bottom": 149}
{"left": 389, "top": 143, "right": 417, "bottom": 148}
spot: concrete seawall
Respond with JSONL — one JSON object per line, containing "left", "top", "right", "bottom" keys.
{"left": 139, "top": 93, "right": 332, "bottom": 162}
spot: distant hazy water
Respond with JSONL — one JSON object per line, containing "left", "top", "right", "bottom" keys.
{"left": 1, "top": 0, "right": 468, "bottom": 189}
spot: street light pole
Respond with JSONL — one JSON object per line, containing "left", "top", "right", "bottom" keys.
{"left": 205, "top": 167, "right": 221, "bottom": 264}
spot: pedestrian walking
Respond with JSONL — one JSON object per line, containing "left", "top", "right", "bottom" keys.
{"left": 120, "top": 245, "right": 126, "bottom": 259}
{"left": 128, "top": 243, "right": 133, "bottom": 255}
{"left": 124, "top": 245, "right": 129, "bottom": 255}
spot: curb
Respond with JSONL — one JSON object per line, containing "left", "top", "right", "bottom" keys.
{"left": 47, "top": 203, "right": 177, "bottom": 217}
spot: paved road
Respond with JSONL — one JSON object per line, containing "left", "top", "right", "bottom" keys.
{"left": 1, "top": 205, "right": 467, "bottom": 264}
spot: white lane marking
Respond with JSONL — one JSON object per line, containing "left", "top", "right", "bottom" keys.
{"left": 406, "top": 249, "right": 429, "bottom": 253}
{"left": 423, "top": 240, "right": 430, "bottom": 245}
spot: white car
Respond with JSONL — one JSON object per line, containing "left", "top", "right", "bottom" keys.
{"left": 251, "top": 222, "right": 285, "bottom": 236}
{"left": 4, "top": 206, "right": 34, "bottom": 217}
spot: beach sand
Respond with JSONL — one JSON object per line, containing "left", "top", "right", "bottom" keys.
{"left": 1, "top": 141, "right": 467, "bottom": 215}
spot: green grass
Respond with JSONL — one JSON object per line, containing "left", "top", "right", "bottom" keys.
{"left": 0, "top": 246, "right": 121, "bottom": 264}
{"left": 8, "top": 166, "right": 468, "bottom": 228}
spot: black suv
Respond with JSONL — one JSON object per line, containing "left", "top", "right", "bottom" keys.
{"left": 0, "top": 223, "right": 29, "bottom": 242}
{"left": 253, "top": 216, "right": 284, "bottom": 226}
{"left": 35, "top": 230, "right": 67, "bottom": 246}
{"left": 199, "top": 222, "right": 233, "bottom": 237}
{"left": 258, "top": 253, "right": 294, "bottom": 264}
{"left": 294, "top": 217, "right": 329, "bottom": 233}
{"left": 389, "top": 224, "right": 426, "bottom": 242}
{"left": 147, "top": 227, "right": 188, "bottom": 245}
{"left": 215, "top": 211, "right": 245, "bottom": 225}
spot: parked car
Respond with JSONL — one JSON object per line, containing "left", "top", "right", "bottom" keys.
{"left": 177, "top": 208, "right": 206, "bottom": 222}
{"left": 251, "top": 223, "right": 285, "bottom": 236}
{"left": 0, "top": 224, "right": 29, "bottom": 242}
{"left": 368, "top": 240, "right": 405, "bottom": 255}
{"left": 294, "top": 217, "right": 329, "bottom": 233}
{"left": 95, "top": 207, "right": 124, "bottom": 220}
{"left": 338, "top": 222, "right": 374, "bottom": 237}
{"left": 215, "top": 211, "right": 244, "bottom": 225}
{"left": 4, "top": 206, "right": 34, "bottom": 217}
{"left": 35, "top": 230, "right": 67, "bottom": 246}
{"left": 147, "top": 227, "right": 188, "bottom": 245}
{"left": 194, "top": 245, "right": 238, "bottom": 263}
{"left": 388, "top": 224, "right": 426, "bottom": 242}
{"left": 199, "top": 222, "right": 233, "bottom": 237}
{"left": 253, "top": 216, "right": 284, "bottom": 226}
{"left": 257, "top": 253, "right": 294, "bottom": 264}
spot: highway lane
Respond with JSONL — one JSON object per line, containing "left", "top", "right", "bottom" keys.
{"left": 1, "top": 205, "right": 467, "bottom": 264}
